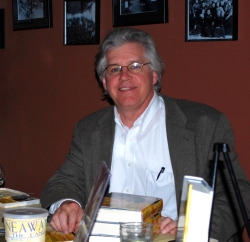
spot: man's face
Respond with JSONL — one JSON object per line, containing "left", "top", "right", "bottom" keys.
{"left": 102, "top": 42, "right": 158, "bottom": 114}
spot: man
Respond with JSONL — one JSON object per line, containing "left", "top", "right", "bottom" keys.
{"left": 41, "top": 28, "right": 250, "bottom": 241}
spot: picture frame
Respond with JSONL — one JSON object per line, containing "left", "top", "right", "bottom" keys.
{"left": 64, "top": 0, "right": 100, "bottom": 45}
{"left": 12, "top": 0, "right": 53, "bottom": 31}
{"left": 0, "top": 9, "right": 4, "bottom": 49}
{"left": 186, "top": 0, "right": 238, "bottom": 42}
{"left": 113, "top": 0, "right": 168, "bottom": 27}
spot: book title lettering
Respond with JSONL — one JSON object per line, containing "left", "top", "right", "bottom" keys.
{"left": 5, "top": 219, "right": 46, "bottom": 238}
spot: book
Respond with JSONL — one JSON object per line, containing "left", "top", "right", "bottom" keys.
{"left": 89, "top": 235, "right": 119, "bottom": 242}
{"left": 176, "top": 175, "right": 214, "bottom": 242}
{"left": 91, "top": 211, "right": 161, "bottom": 237}
{"left": 0, "top": 188, "right": 40, "bottom": 209}
{"left": 95, "top": 192, "right": 163, "bottom": 223}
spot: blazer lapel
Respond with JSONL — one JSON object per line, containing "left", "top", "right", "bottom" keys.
{"left": 163, "top": 96, "right": 196, "bottom": 204}
{"left": 91, "top": 107, "right": 115, "bottom": 171}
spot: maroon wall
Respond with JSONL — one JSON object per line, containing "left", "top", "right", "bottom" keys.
{"left": 0, "top": 1, "right": 249, "bottom": 199}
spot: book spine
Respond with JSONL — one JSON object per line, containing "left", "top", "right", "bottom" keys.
{"left": 141, "top": 199, "right": 163, "bottom": 220}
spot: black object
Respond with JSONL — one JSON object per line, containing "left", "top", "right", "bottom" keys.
{"left": 211, "top": 143, "right": 250, "bottom": 238}
{"left": 0, "top": 164, "right": 5, "bottom": 187}
{"left": 0, "top": 9, "right": 4, "bottom": 49}
{"left": 11, "top": 194, "right": 30, "bottom": 201}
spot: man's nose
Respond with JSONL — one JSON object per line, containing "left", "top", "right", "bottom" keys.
{"left": 119, "top": 66, "right": 130, "bottom": 79}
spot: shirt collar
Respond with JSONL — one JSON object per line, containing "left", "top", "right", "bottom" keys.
{"left": 114, "top": 91, "right": 163, "bottom": 132}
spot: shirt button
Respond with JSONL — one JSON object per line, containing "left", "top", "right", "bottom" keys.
{"left": 125, "top": 189, "right": 129, "bottom": 193}
{"left": 128, "top": 163, "right": 131, "bottom": 167}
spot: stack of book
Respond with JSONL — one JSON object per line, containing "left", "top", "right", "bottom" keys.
{"left": 89, "top": 192, "right": 163, "bottom": 242}
{"left": 0, "top": 188, "right": 40, "bottom": 209}
{"left": 0, "top": 188, "right": 41, "bottom": 233}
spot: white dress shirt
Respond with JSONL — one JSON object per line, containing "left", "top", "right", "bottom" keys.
{"left": 109, "top": 92, "right": 177, "bottom": 220}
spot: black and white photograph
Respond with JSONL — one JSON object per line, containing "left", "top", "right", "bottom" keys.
{"left": 186, "top": 0, "right": 238, "bottom": 41}
{"left": 64, "top": 0, "right": 100, "bottom": 45}
{"left": 12, "top": 0, "right": 52, "bottom": 30}
{"left": 120, "top": 0, "right": 158, "bottom": 15}
{"left": 17, "top": 0, "right": 44, "bottom": 20}
{"left": 113, "top": 0, "right": 168, "bottom": 27}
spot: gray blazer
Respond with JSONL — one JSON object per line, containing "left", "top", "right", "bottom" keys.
{"left": 41, "top": 95, "right": 250, "bottom": 241}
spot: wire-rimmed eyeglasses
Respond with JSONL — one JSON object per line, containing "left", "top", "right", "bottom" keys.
{"left": 104, "top": 62, "right": 151, "bottom": 76}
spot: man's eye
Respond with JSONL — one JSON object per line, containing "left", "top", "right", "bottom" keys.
{"left": 110, "top": 67, "right": 120, "bottom": 73}
{"left": 131, "top": 63, "right": 141, "bottom": 69}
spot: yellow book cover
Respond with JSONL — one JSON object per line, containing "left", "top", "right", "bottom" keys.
{"left": 176, "top": 176, "right": 214, "bottom": 242}
{"left": 45, "top": 231, "right": 74, "bottom": 242}
{"left": 183, "top": 184, "right": 193, "bottom": 241}
{"left": 145, "top": 212, "right": 162, "bottom": 239}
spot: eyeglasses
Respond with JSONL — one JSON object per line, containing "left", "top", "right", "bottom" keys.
{"left": 104, "top": 62, "right": 151, "bottom": 76}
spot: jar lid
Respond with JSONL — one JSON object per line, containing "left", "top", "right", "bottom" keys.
{"left": 3, "top": 207, "right": 48, "bottom": 219}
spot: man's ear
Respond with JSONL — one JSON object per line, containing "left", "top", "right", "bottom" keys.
{"left": 153, "top": 71, "right": 159, "bottom": 85}
{"left": 102, "top": 76, "right": 107, "bottom": 91}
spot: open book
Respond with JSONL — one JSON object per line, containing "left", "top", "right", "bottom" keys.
{"left": 176, "top": 176, "right": 214, "bottom": 242}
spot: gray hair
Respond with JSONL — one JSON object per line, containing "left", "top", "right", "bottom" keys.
{"left": 95, "top": 28, "right": 165, "bottom": 93}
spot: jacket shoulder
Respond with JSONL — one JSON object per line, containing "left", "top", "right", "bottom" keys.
{"left": 162, "top": 95, "right": 223, "bottom": 121}
{"left": 76, "top": 105, "right": 114, "bottom": 129}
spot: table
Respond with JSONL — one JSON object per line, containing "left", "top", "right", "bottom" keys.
{"left": 1, "top": 208, "right": 176, "bottom": 242}
{"left": 46, "top": 226, "right": 176, "bottom": 242}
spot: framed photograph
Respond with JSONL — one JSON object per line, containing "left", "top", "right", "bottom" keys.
{"left": 113, "top": 0, "right": 168, "bottom": 27}
{"left": 64, "top": 0, "right": 100, "bottom": 45}
{"left": 12, "top": 0, "right": 53, "bottom": 31}
{"left": 0, "top": 9, "right": 4, "bottom": 49}
{"left": 186, "top": 0, "right": 238, "bottom": 41}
